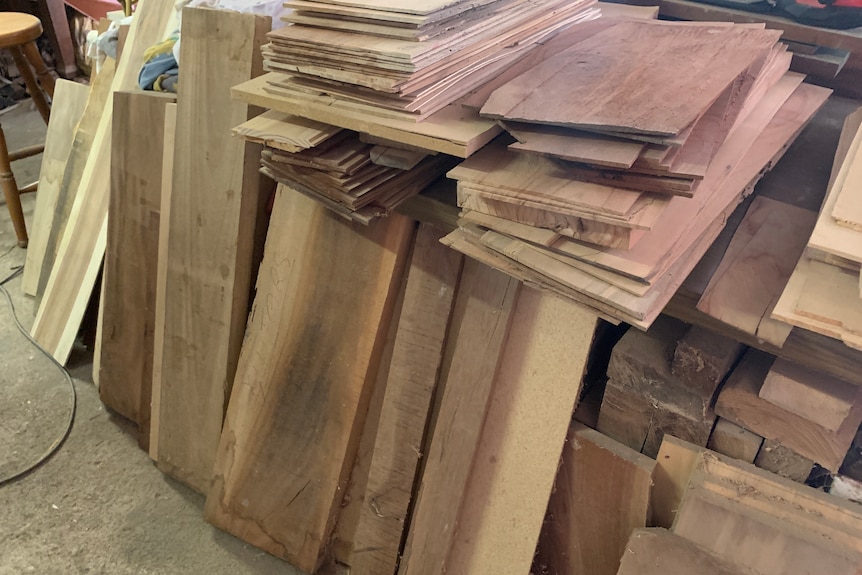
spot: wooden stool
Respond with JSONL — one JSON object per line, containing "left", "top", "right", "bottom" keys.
{"left": 0, "top": 13, "right": 56, "bottom": 248}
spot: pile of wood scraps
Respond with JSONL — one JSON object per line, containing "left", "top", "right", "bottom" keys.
{"left": 442, "top": 18, "right": 832, "bottom": 329}
{"left": 268, "top": 0, "right": 600, "bottom": 119}
{"left": 773, "top": 107, "right": 862, "bottom": 350}
{"left": 234, "top": 114, "right": 457, "bottom": 223}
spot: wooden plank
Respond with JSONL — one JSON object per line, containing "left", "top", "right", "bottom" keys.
{"left": 149, "top": 102, "right": 177, "bottom": 462}
{"left": 398, "top": 260, "right": 520, "bottom": 575}
{"left": 204, "top": 186, "right": 413, "bottom": 572}
{"left": 754, "top": 438, "right": 814, "bottom": 482}
{"left": 30, "top": 0, "right": 175, "bottom": 362}
{"left": 618, "top": 528, "right": 760, "bottom": 575}
{"left": 832, "top": 131, "right": 862, "bottom": 231}
{"left": 535, "top": 423, "right": 655, "bottom": 575}
{"left": 231, "top": 109, "right": 341, "bottom": 152}
{"left": 22, "top": 79, "right": 89, "bottom": 296}
{"left": 715, "top": 349, "right": 862, "bottom": 472}
{"left": 696, "top": 196, "right": 815, "bottom": 347}
{"left": 155, "top": 8, "right": 271, "bottom": 493}
{"left": 31, "top": 59, "right": 116, "bottom": 303}
{"left": 443, "top": 289, "right": 598, "bottom": 575}
{"left": 481, "top": 20, "right": 779, "bottom": 136}
{"left": 760, "top": 359, "right": 858, "bottom": 433}
{"left": 369, "top": 145, "right": 427, "bottom": 170}
{"left": 707, "top": 418, "right": 763, "bottom": 464}
{"left": 503, "top": 121, "right": 645, "bottom": 169}
{"left": 652, "top": 434, "right": 704, "bottom": 529}
{"left": 97, "top": 91, "right": 175, "bottom": 434}
{"left": 346, "top": 224, "right": 462, "bottom": 575}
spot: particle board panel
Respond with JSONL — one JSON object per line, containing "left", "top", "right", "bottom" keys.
{"left": 30, "top": 0, "right": 175, "bottom": 362}
{"left": 97, "top": 91, "right": 175, "bottom": 432}
{"left": 149, "top": 102, "right": 177, "bottom": 462}
{"left": 535, "top": 424, "right": 655, "bottom": 575}
{"left": 232, "top": 73, "right": 501, "bottom": 157}
{"left": 156, "top": 8, "right": 271, "bottom": 493}
{"left": 398, "top": 260, "right": 520, "bottom": 575}
{"left": 22, "top": 79, "right": 89, "bottom": 296}
{"left": 31, "top": 59, "right": 116, "bottom": 304}
{"left": 481, "top": 20, "right": 780, "bottom": 136}
{"left": 715, "top": 349, "right": 862, "bottom": 471}
{"left": 204, "top": 187, "right": 414, "bottom": 572}
{"left": 443, "top": 289, "right": 599, "bottom": 575}
{"left": 346, "top": 224, "right": 463, "bottom": 575}
{"left": 618, "top": 528, "right": 761, "bottom": 575}
{"left": 696, "top": 196, "right": 814, "bottom": 347}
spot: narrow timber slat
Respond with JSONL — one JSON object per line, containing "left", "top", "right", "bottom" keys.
{"left": 347, "top": 224, "right": 462, "bottom": 575}
{"left": 97, "top": 91, "right": 175, "bottom": 433}
{"left": 205, "top": 186, "right": 413, "bottom": 572}
{"left": 398, "top": 260, "right": 520, "bottom": 575}
{"left": 156, "top": 8, "right": 271, "bottom": 493}
{"left": 22, "top": 79, "right": 89, "bottom": 296}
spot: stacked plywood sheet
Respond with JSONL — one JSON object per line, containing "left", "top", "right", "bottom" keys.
{"left": 442, "top": 18, "right": 831, "bottom": 329}
{"left": 237, "top": 117, "right": 458, "bottom": 223}
{"left": 265, "top": 0, "right": 600, "bottom": 119}
{"left": 773, "top": 108, "right": 862, "bottom": 350}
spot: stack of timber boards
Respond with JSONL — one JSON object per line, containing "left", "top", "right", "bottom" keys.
{"left": 236, "top": 114, "right": 458, "bottom": 223}
{"left": 267, "top": 0, "right": 600, "bottom": 119}
{"left": 774, "top": 107, "right": 862, "bottom": 350}
{"left": 651, "top": 435, "right": 862, "bottom": 575}
{"left": 443, "top": 18, "right": 831, "bottom": 330}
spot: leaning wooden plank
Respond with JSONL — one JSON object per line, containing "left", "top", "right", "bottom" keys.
{"left": 31, "top": 59, "right": 116, "bottom": 303}
{"left": 149, "top": 102, "right": 177, "bottom": 462}
{"left": 204, "top": 186, "right": 413, "bottom": 572}
{"left": 30, "top": 0, "right": 175, "bottom": 362}
{"left": 155, "top": 8, "right": 271, "bottom": 493}
{"left": 346, "top": 224, "right": 462, "bottom": 575}
{"left": 534, "top": 423, "right": 655, "bottom": 575}
{"left": 398, "top": 260, "right": 520, "bottom": 575}
{"left": 617, "top": 528, "right": 761, "bottom": 575}
{"left": 443, "top": 289, "right": 599, "bottom": 575}
{"left": 232, "top": 73, "right": 501, "bottom": 157}
{"left": 696, "top": 196, "right": 814, "bottom": 347}
{"left": 22, "top": 79, "right": 89, "bottom": 296}
{"left": 715, "top": 349, "right": 862, "bottom": 472}
{"left": 97, "top": 91, "right": 175, "bottom": 432}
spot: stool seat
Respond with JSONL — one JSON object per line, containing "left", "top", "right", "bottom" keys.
{"left": 0, "top": 13, "right": 43, "bottom": 49}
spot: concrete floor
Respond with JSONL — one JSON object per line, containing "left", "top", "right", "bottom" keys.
{"left": 0, "top": 102, "right": 299, "bottom": 574}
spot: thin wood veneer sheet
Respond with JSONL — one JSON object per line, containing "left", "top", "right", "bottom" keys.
{"left": 696, "top": 196, "right": 815, "bottom": 347}
{"left": 481, "top": 20, "right": 781, "bottom": 136}
{"left": 302, "top": 0, "right": 503, "bottom": 16}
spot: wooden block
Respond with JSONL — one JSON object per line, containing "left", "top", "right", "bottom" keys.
{"left": 618, "top": 528, "right": 760, "bottom": 575}
{"left": 707, "top": 418, "right": 763, "bottom": 463}
{"left": 760, "top": 358, "right": 857, "bottom": 433}
{"left": 696, "top": 196, "right": 814, "bottom": 347}
{"left": 149, "top": 101, "right": 177, "bottom": 462}
{"left": 97, "top": 91, "right": 175, "bottom": 436}
{"left": 443, "top": 290, "right": 600, "bottom": 575}
{"left": 754, "top": 438, "right": 814, "bottom": 483}
{"left": 715, "top": 349, "right": 862, "bottom": 471}
{"left": 534, "top": 424, "right": 655, "bottom": 575}
{"left": 156, "top": 8, "right": 271, "bottom": 493}
{"left": 671, "top": 324, "right": 745, "bottom": 400}
{"left": 22, "top": 79, "right": 89, "bottom": 296}
{"left": 397, "top": 260, "right": 520, "bottom": 575}
{"left": 204, "top": 187, "right": 413, "bottom": 572}
{"left": 344, "top": 224, "right": 462, "bottom": 575}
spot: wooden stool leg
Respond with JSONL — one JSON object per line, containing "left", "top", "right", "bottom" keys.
{"left": 0, "top": 128, "right": 28, "bottom": 248}
{"left": 9, "top": 46, "right": 51, "bottom": 124}
{"left": 22, "top": 41, "right": 56, "bottom": 98}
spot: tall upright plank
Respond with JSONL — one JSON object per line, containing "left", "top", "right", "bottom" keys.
{"left": 444, "top": 292, "right": 598, "bottom": 575}
{"left": 534, "top": 424, "right": 656, "bottom": 575}
{"left": 22, "top": 79, "right": 89, "bottom": 296}
{"left": 97, "top": 91, "right": 175, "bottom": 435}
{"left": 205, "top": 186, "right": 413, "bottom": 572}
{"left": 155, "top": 8, "right": 271, "bottom": 493}
{"left": 31, "top": 0, "right": 175, "bottom": 361}
{"left": 399, "top": 260, "right": 520, "bottom": 575}
{"left": 347, "top": 224, "right": 463, "bottom": 575}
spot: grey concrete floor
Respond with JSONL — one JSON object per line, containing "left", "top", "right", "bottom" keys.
{"left": 0, "top": 102, "right": 299, "bottom": 574}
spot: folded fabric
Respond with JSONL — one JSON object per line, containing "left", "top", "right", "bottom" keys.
{"left": 138, "top": 34, "right": 179, "bottom": 91}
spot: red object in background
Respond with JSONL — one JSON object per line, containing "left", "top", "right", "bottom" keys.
{"left": 794, "top": 0, "right": 862, "bottom": 7}
{"left": 65, "top": 0, "right": 123, "bottom": 21}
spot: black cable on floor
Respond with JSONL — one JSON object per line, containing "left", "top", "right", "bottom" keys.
{"left": 0, "top": 265, "right": 77, "bottom": 486}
